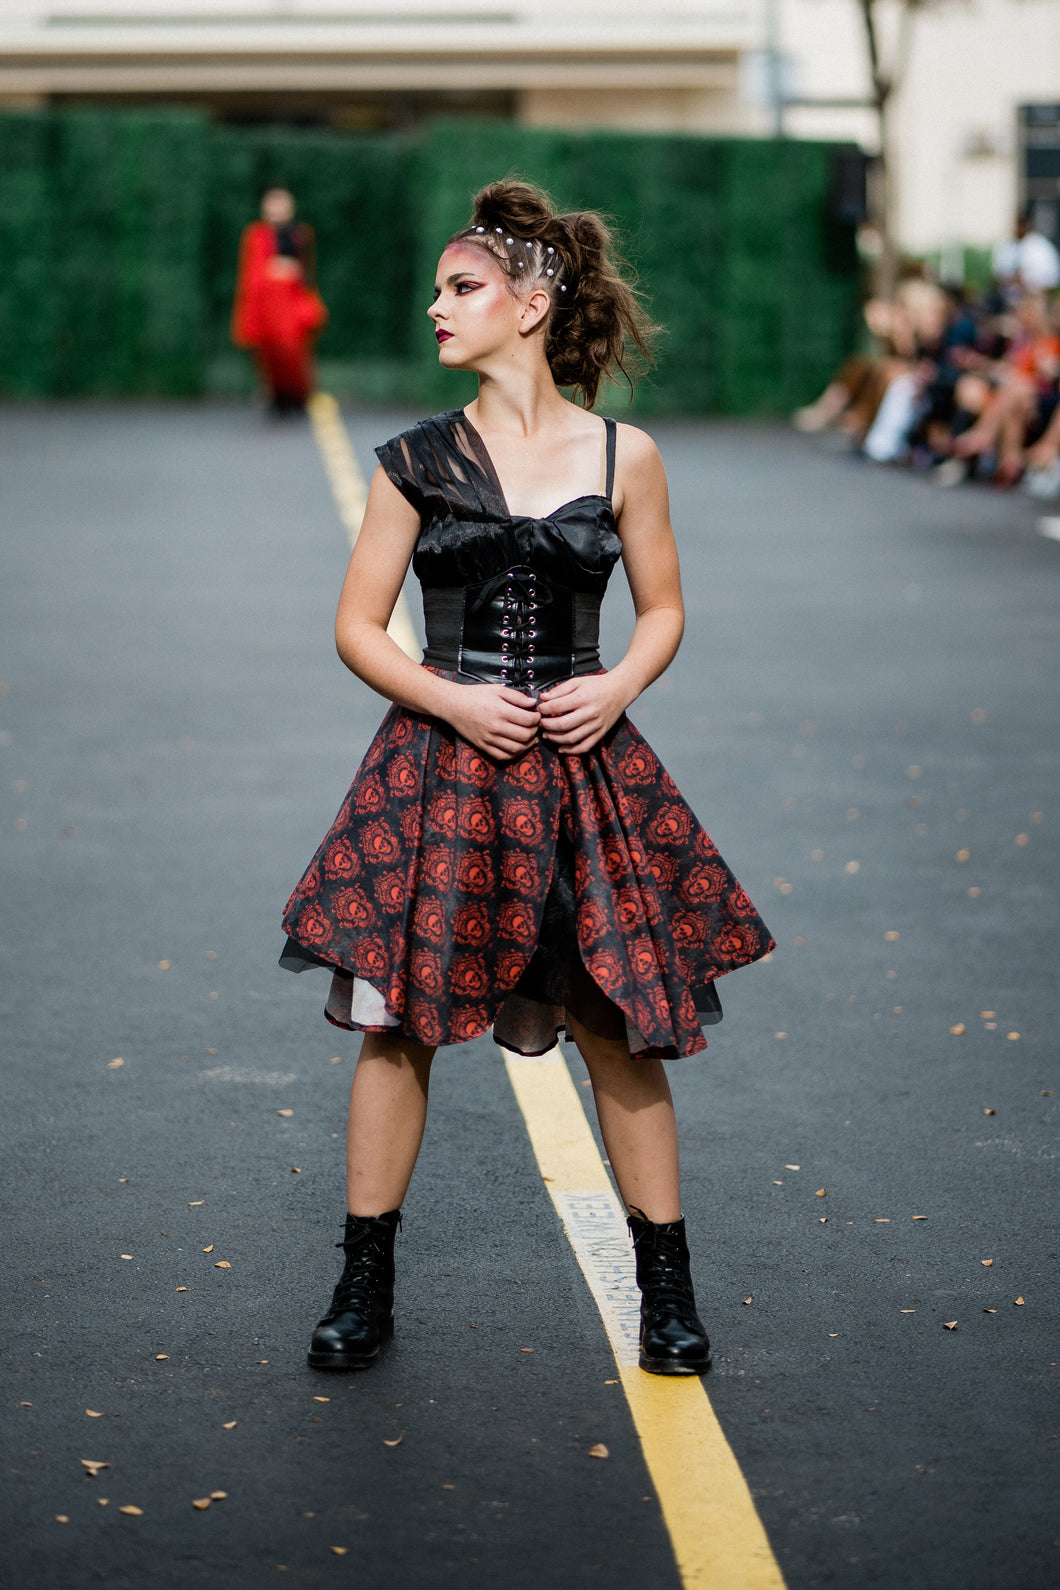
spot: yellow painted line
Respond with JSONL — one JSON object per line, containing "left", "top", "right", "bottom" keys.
{"left": 504, "top": 1048, "right": 787, "bottom": 1590}
{"left": 307, "top": 392, "right": 420, "bottom": 661}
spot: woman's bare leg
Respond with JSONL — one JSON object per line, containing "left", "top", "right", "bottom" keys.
{"left": 567, "top": 1012, "right": 682, "bottom": 1222}
{"left": 345, "top": 1032, "right": 435, "bottom": 1214}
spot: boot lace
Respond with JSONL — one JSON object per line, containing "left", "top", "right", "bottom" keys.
{"left": 631, "top": 1226, "right": 698, "bottom": 1323}
{"left": 328, "top": 1218, "right": 398, "bottom": 1315}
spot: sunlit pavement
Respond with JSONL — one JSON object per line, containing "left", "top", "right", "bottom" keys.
{"left": 2, "top": 402, "right": 1057, "bottom": 1589}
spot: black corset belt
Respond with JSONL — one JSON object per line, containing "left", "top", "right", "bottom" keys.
{"left": 421, "top": 568, "right": 603, "bottom": 695}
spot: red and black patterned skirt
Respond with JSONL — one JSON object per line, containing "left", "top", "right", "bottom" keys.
{"left": 280, "top": 691, "right": 774, "bottom": 1060}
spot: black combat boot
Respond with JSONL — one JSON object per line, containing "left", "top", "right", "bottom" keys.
{"left": 627, "top": 1209, "right": 711, "bottom": 1376}
{"left": 307, "top": 1209, "right": 401, "bottom": 1371}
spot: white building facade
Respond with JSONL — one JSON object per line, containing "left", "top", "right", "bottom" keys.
{"left": 1, "top": 0, "right": 1057, "bottom": 256}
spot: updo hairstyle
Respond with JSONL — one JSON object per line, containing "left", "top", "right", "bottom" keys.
{"left": 448, "top": 179, "right": 658, "bottom": 409}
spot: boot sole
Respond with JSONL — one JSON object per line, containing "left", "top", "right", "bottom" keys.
{"left": 639, "top": 1352, "right": 712, "bottom": 1376}
{"left": 307, "top": 1347, "right": 381, "bottom": 1371}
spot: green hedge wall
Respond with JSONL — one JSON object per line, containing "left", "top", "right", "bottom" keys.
{"left": 0, "top": 108, "right": 859, "bottom": 412}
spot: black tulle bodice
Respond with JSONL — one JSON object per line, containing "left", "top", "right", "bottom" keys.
{"left": 376, "top": 411, "right": 622, "bottom": 692}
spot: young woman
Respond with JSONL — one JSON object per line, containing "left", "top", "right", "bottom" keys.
{"left": 280, "top": 181, "right": 774, "bottom": 1377}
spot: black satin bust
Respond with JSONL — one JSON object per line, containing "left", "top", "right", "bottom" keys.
{"left": 376, "top": 410, "right": 621, "bottom": 695}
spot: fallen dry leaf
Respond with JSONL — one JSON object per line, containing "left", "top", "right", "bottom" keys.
{"left": 382, "top": 1436, "right": 403, "bottom": 1448}
{"left": 899, "top": 1309, "right": 916, "bottom": 1314}
{"left": 117, "top": 1177, "right": 128, "bottom": 1183}
{"left": 291, "top": 1167, "right": 301, "bottom": 1174}
{"left": 942, "top": 1321, "right": 957, "bottom": 1330}
{"left": 155, "top": 1354, "right": 169, "bottom": 1361}
{"left": 97, "top": 1498, "right": 108, "bottom": 1506}
{"left": 588, "top": 1443, "right": 609, "bottom": 1459}
{"left": 743, "top": 1296, "right": 753, "bottom": 1305}
{"left": 979, "top": 1010, "right": 996, "bottom": 1019}
{"left": 1015, "top": 833, "right": 1029, "bottom": 847}
{"left": 772, "top": 1179, "right": 783, "bottom": 1185}
{"left": 955, "top": 849, "right": 971, "bottom": 863}
{"left": 785, "top": 1164, "right": 800, "bottom": 1171}
{"left": 85, "top": 1409, "right": 104, "bottom": 1418}
{"left": 55, "top": 1515, "right": 69, "bottom": 1524}
{"left": 1007, "top": 1032, "right": 1020, "bottom": 1041}
{"left": 331, "top": 1547, "right": 349, "bottom": 1556}
{"left": 828, "top": 1332, "right": 839, "bottom": 1338}
{"left": 844, "top": 860, "right": 860, "bottom": 874}
{"left": 159, "top": 961, "right": 171, "bottom": 970}
{"left": 819, "top": 1216, "right": 828, "bottom": 1223}
{"left": 313, "top": 1396, "right": 330, "bottom": 1403}
{"left": 774, "top": 1032, "right": 788, "bottom": 1040}
{"left": 118, "top": 1505, "right": 143, "bottom": 1516}
{"left": 604, "top": 1379, "right": 618, "bottom": 1385}
{"left": 982, "top": 1107, "right": 996, "bottom": 1116}
{"left": 214, "top": 1261, "right": 231, "bottom": 1269}
{"left": 223, "top": 1421, "right": 237, "bottom": 1429}
{"left": 1015, "top": 1297, "right": 1025, "bottom": 1306}
{"left": 874, "top": 1218, "right": 891, "bottom": 1224}
{"left": 329, "top": 1056, "right": 343, "bottom": 1065}
{"left": 520, "top": 1347, "right": 534, "bottom": 1353}
{"left": 107, "top": 1058, "right": 124, "bottom": 1070}
{"left": 950, "top": 1024, "right": 966, "bottom": 1036}
{"left": 202, "top": 1245, "right": 214, "bottom": 1254}
{"left": 188, "top": 1200, "right": 204, "bottom": 1207}
{"left": 192, "top": 1498, "right": 211, "bottom": 1511}
{"left": 912, "top": 1215, "right": 928, "bottom": 1221}
{"left": 981, "top": 1259, "right": 993, "bottom": 1268}
{"left": 983, "top": 1308, "right": 997, "bottom": 1315}
{"left": 276, "top": 1109, "right": 294, "bottom": 1118}
{"left": 884, "top": 930, "right": 900, "bottom": 942}
{"left": 211, "top": 1491, "right": 227, "bottom": 1500}
{"left": 81, "top": 1460, "right": 110, "bottom": 1476}
{"left": 120, "top": 1254, "right": 133, "bottom": 1261}
{"left": 815, "top": 1188, "right": 826, "bottom": 1197}
{"left": 176, "top": 1286, "right": 187, "bottom": 1293}
{"left": 19, "top": 1401, "right": 31, "bottom": 1407}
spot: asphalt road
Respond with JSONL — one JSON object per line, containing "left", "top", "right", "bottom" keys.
{"left": 2, "top": 402, "right": 1057, "bottom": 1590}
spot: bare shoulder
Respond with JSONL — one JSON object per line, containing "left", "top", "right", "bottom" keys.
{"left": 611, "top": 423, "right": 668, "bottom": 521}
{"left": 613, "top": 421, "right": 662, "bottom": 465}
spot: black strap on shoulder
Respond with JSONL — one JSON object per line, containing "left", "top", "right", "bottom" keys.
{"left": 604, "top": 417, "right": 617, "bottom": 501}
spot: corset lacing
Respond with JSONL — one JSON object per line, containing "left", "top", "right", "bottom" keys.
{"left": 500, "top": 566, "right": 540, "bottom": 695}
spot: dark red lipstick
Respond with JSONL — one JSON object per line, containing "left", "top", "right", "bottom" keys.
{"left": 435, "top": 329, "right": 453, "bottom": 343}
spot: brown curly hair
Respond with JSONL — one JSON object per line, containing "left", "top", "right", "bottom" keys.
{"left": 447, "top": 179, "right": 658, "bottom": 409}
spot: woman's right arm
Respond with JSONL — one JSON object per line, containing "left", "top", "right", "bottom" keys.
{"left": 335, "top": 466, "right": 540, "bottom": 761}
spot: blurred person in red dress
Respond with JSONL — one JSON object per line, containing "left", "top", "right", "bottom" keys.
{"left": 231, "top": 187, "right": 328, "bottom": 416}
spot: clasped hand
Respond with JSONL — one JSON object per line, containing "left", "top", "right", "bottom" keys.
{"left": 446, "top": 675, "right": 628, "bottom": 762}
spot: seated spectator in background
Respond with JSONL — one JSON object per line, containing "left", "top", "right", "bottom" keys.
{"left": 794, "top": 274, "right": 954, "bottom": 463}
{"left": 992, "top": 210, "right": 1060, "bottom": 302}
{"left": 950, "top": 293, "right": 1060, "bottom": 484}
{"left": 911, "top": 284, "right": 985, "bottom": 465}
{"left": 231, "top": 187, "right": 328, "bottom": 416}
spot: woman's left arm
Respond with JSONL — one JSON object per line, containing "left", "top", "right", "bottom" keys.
{"left": 538, "top": 425, "right": 684, "bottom": 755}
